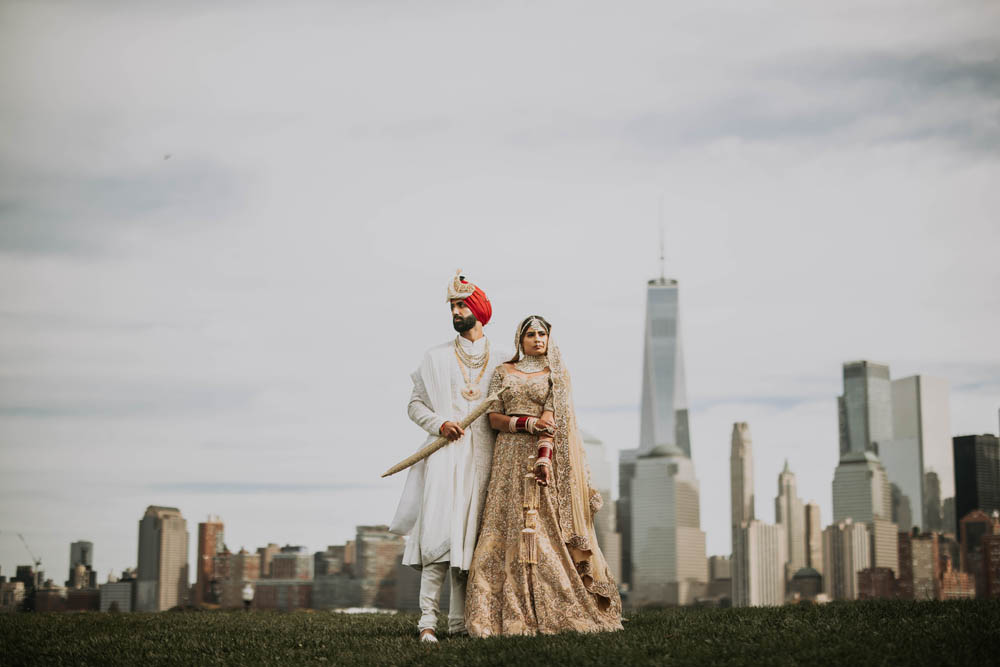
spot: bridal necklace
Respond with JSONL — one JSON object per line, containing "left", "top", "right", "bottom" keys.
{"left": 514, "top": 352, "right": 548, "bottom": 373}
{"left": 454, "top": 338, "right": 490, "bottom": 400}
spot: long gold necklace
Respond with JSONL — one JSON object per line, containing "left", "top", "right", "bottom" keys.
{"left": 454, "top": 339, "right": 490, "bottom": 401}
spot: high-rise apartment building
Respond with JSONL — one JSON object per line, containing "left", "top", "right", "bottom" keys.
{"left": 804, "top": 502, "right": 824, "bottom": 575}
{"left": 620, "top": 273, "right": 704, "bottom": 602}
{"left": 953, "top": 435, "right": 1000, "bottom": 527}
{"left": 822, "top": 519, "right": 870, "bottom": 600}
{"left": 869, "top": 518, "right": 899, "bottom": 574}
{"left": 195, "top": 516, "right": 224, "bottom": 605}
{"left": 730, "top": 422, "right": 754, "bottom": 607}
{"left": 735, "top": 520, "right": 786, "bottom": 606}
{"left": 775, "top": 461, "right": 806, "bottom": 581}
{"left": 135, "top": 505, "right": 189, "bottom": 612}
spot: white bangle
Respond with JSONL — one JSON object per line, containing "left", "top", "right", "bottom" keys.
{"left": 508, "top": 416, "right": 518, "bottom": 433}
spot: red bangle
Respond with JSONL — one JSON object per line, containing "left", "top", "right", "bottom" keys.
{"left": 516, "top": 416, "right": 530, "bottom": 432}
{"left": 537, "top": 444, "right": 552, "bottom": 459}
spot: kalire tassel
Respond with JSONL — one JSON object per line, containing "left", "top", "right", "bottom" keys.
{"left": 519, "top": 509, "right": 539, "bottom": 565}
{"left": 520, "top": 528, "right": 537, "bottom": 565}
{"left": 523, "top": 473, "right": 539, "bottom": 510}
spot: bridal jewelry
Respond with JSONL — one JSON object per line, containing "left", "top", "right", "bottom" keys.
{"left": 454, "top": 339, "right": 490, "bottom": 400}
{"left": 514, "top": 353, "right": 548, "bottom": 373}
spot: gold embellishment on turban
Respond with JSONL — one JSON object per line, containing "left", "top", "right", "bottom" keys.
{"left": 447, "top": 269, "right": 477, "bottom": 302}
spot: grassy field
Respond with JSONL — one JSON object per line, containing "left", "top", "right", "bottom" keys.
{"left": 2, "top": 600, "right": 999, "bottom": 666}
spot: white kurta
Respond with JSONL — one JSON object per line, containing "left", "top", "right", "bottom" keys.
{"left": 390, "top": 335, "right": 504, "bottom": 572}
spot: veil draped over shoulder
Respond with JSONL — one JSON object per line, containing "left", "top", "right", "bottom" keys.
{"left": 545, "top": 338, "right": 617, "bottom": 605}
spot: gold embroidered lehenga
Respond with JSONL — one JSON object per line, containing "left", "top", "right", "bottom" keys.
{"left": 465, "top": 339, "right": 622, "bottom": 637}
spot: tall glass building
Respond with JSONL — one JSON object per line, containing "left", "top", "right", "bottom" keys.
{"left": 639, "top": 277, "right": 690, "bottom": 456}
{"left": 619, "top": 275, "right": 705, "bottom": 601}
{"left": 838, "top": 361, "right": 893, "bottom": 457}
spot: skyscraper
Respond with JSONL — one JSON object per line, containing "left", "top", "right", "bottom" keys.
{"left": 195, "top": 516, "right": 224, "bottom": 605}
{"left": 136, "top": 505, "right": 190, "bottom": 612}
{"left": 880, "top": 375, "right": 952, "bottom": 533}
{"left": 953, "top": 435, "right": 1000, "bottom": 527}
{"left": 736, "top": 521, "right": 786, "bottom": 606}
{"left": 631, "top": 453, "right": 707, "bottom": 605}
{"left": 832, "top": 452, "right": 891, "bottom": 524}
{"left": 68, "top": 541, "right": 96, "bottom": 589}
{"left": 70, "top": 541, "right": 93, "bottom": 568}
{"left": 822, "top": 519, "right": 870, "bottom": 600}
{"left": 638, "top": 276, "right": 689, "bottom": 456}
{"left": 730, "top": 422, "right": 754, "bottom": 606}
{"left": 775, "top": 461, "right": 806, "bottom": 580}
{"left": 620, "top": 270, "right": 704, "bottom": 599}
{"left": 869, "top": 518, "right": 899, "bottom": 573}
{"left": 838, "top": 361, "right": 893, "bottom": 457}
{"left": 804, "top": 502, "right": 824, "bottom": 575}
{"left": 833, "top": 361, "right": 892, "bottom": 525}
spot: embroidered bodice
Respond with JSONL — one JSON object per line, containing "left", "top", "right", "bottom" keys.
{"left": 486, "top": 365, "right": 554, "bottom": 417}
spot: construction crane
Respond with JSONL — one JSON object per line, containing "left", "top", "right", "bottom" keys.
{"left": 17, "top": 533, "right": 43, "bottom": 586}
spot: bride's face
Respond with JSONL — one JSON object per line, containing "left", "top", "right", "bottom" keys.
{"left": 521, "top": 328, "right": 548, "bottom": 356}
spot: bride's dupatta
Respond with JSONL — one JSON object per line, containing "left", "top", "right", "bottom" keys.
{"left": 547, "top": 338, "right": 617, "bottom": 608}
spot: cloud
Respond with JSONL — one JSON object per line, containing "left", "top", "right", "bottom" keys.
{"left": 147, "top": 482, "right": 377, "bottom": 494}
{"left": 0, "top": 373, "right": 256, "bottom": 418}
{"left": 0, "top": 157, "right": 246, "bottom": 256}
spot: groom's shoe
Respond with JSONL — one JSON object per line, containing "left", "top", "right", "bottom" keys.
{"left": 419, "top": 629, "right": 438, "bottom": 643}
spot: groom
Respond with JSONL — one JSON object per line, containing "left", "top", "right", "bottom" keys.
{"left": 390, "top": 271, "right": 505, "bottom": 642}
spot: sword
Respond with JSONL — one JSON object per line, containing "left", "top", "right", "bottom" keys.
{"left": 381, "top": 388, "right": 507, "bottom": 478}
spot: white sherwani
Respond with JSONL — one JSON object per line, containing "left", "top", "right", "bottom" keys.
{"left": 390, "top": 335, "right": 504, "bottom": 572}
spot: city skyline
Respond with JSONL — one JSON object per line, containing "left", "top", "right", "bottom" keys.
{"left": 3, "top": 0, "right": 1000, "bottom": 585}
{"left": 2, "top": 305, "right": 997, "bottom": 587}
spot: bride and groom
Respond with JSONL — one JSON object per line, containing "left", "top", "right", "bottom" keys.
{"left": 388, "top": 271, "right": 622, "bottom": 641}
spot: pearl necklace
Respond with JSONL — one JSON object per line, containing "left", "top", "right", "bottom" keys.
{"left": 454, "top": 337, "right": 489, "bottom": 369}
{"left": 514, "top": 354, "right": 548, "bottom": 373}
{"left": 454, "top": 340, "right": 490, "bottom": 401}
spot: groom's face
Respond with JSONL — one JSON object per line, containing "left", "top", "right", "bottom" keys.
{"left": 450, "top": 299, "right": 476, "bottom": 333}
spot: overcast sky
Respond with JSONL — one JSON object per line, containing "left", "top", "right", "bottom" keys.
{"left": 2, "top": 0, "right": 998, "bottom": 586}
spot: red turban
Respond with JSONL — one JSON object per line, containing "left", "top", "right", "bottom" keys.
{"left": 447, "top": 271, "right": 492, "bottom": 325}
{"left": 462, "top": 281, "right": 492, "bottom": 325}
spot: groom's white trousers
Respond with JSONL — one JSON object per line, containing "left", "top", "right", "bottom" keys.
{"left": 417, "top": 563, "right": 466, "bottom": 633}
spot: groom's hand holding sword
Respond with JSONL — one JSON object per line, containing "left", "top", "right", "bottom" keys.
{"left": 381, "top": 388, "right": 508, "bottom": 478}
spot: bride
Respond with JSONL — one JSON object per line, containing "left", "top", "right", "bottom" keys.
{"left": 465, "top": 315, "right": 622, "bottom": 636}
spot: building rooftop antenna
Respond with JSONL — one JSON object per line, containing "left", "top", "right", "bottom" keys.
{"left": 658, "top": 195, "right": 666, "bottom": 282}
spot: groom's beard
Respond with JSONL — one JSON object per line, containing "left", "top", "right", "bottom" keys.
{"left": 453, "top": 314, "right": 477, "bottom": 333}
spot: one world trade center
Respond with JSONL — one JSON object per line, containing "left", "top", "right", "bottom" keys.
{"left": 618, "top": 272, "right": 706, "bottom": 604}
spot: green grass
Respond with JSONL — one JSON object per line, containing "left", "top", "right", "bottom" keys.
{"left": 2, "top": 601, "right": 999, "bottom": 666}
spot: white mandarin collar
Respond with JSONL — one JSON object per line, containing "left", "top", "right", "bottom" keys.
{"left": 457, "top": 335, "right": 487, "bottom": 353}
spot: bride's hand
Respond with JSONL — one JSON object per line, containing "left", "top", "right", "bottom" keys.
{"left": 535, "top": 417, "right": 555, "bottom": 434}
{"left": 535, "top": 462, "right": 550, "bottom": 486}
